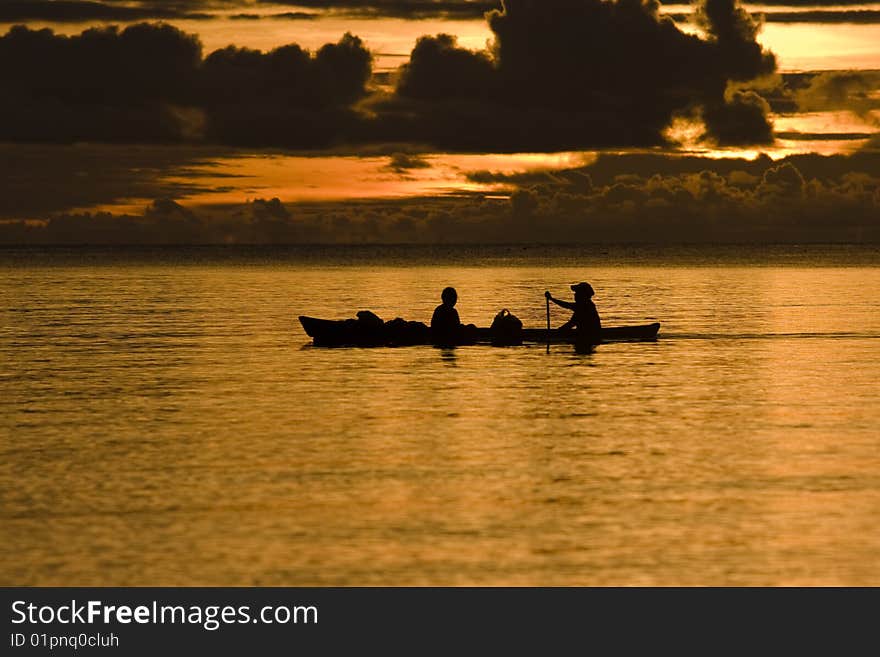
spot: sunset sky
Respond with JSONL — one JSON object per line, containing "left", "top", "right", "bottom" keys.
{"left": 1, "top": 0, "right": 878, "bottom": 243}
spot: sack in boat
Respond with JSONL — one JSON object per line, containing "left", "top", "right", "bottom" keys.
{"left": 490, "top": 308, "right": 523, "bottom": 346}
{"left": 384, "top": 317, "right": 429, "bottom": 345}
{"left": 356, "top": 310, "right": 384, "bottom": 328}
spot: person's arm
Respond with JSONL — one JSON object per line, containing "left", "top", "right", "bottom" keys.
{"left": 547, "top": 295, "right": 576, "bottom": 311}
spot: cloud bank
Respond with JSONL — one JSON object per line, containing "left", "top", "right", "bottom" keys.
{"left": 262, "top": 0, "right": 500, "bottom": 19}
{"left": 0, "top": 0, "right": 785, "bottom": 149}
{"left": 378, "top": 0, "right": 778, "bottom": 149}
{"left": 0, "top": 1, "right": 214, "bottom": 22}
{"left": 6, "top": 0, "right": 878, "bottom": 24}
{"left": 0, "top": 22, "right": 372, "bottom": 146}
{"left": 3, "top": 152, "right": 879, "bottom": 244}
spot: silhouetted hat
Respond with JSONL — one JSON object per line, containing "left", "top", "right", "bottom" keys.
{"left": 570, "top": 282, "right": 595, "bottom": 296}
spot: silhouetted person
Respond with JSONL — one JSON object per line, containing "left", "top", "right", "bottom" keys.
{"left": 546, "top": 282, "right": 602, "bottom": 344}
{"left": 431, "top": 286, "right": 464, "bottom": 345}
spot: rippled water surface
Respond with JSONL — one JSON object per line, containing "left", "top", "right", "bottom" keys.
{"left": 2, "top": 246, "right": 879, "bottom": 585}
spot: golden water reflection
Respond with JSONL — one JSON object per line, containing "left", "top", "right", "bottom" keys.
{"left": 2, "top": 255, "right": 879, "bottom": 585}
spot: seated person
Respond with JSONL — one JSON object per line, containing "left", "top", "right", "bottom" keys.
{"left": 545, "top": 282, "right": 602, "bottom": 342}
{"left": 431, "top": 286, "right": 464, "bottom": 345}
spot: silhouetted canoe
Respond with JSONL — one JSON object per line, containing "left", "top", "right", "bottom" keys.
{"left": 299, "top": 315, "right": 660, "bottom": 347}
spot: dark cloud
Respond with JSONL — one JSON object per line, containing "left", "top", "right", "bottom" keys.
{"left": 794, "top": 71, "right": 880, "bottom": 121}
{"left": 667, "top": 10, "right": 880, "bottom": 24}
{"left": 734, "top": 0, "right": 880, "bottom": 4}
{"left": 385, "top": 152, "right": 432, "bottom": 173}
{"left": 0, "top": 23, "right": 203, "bottom": 142}
{"left": 3, "top": 153, "right": 879, "bottom": 245}
{"left": 202, "top": 34, "right": 370, "bottom": 109}
{"left": 703, "top": 91, "right": 774, "bottom": 145}
{"left": 3, "top": 2, "right": 869, "bottom": 151}
{"left": 8, "top": 0, "right": 877, "bottom": 24}
{"left": 442, "top": 157, "right": 880, "bottom": 243}
{"left": 0, "top": 23, "right": 372, "bottom": 146}
{"left": 0, "top": 23, "right": 202, "bottom": 104}
{"left": 777, "top": 131, "right": 875, "bottom": 141}
{"left": 200, "top": 33, "right": 372, "bottom": 145}
{"left": 264, "top": 0, "right": 877, "bottom": 19}
{"left": 397, "top": 33, "right": 493, "bottom": 101}
{"left": 0, "top": 1, "right": 215, "bottom": 22}
{"left": 260, "top": 0, "right": 501, "bottom": 19}
{"left": 726, "top": 10, "right": 880, "bottom": 25}
{"left": 756, "top": 70, "right": 880, "bottom": 117}
{"left": 226, "top": 197, "right": 304, "bottom": 243}
{"left": 382, "top": 0, "right": 777, "bottom": 149}
{"left": 0, "top": 196, "right": 319, "bottom": 245}
{"left": 230, "top": 11, "right": 318, "bottom": 20}
{"left": 756, "top": 161, "right": 805, "bottom": 198}
{"left": 0, "top": 143, "right": 231, "bottom": 219}
{"left": 467, "top": 150, "right": 880, "bottom": 187}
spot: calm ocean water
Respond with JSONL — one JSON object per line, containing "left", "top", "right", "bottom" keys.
{"left": 2, "top": 245, "right": 879, "bottom": 585}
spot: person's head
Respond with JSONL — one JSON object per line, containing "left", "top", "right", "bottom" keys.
{"left": 570, "top": 282, "right": 595, "bottom": 300}
{"left": 441, "top": 286, "right": 458, "bottom": 306}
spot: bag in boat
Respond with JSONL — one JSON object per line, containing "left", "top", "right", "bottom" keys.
{"left": 490, "top": 308, "right": 523, "bottom": 346}
{"left": 356, "top": 310, "right": 384, "bottom": 328}
{"left": 345, "top": 310, "right": 385, "bottom": 344}
{"left": 384, "top": 317, "right": 430, "bottom": 345}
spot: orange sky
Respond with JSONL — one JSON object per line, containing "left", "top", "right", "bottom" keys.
{"left": 6, "top": 6, "right": 880, "bottom": 71}
{"left": 89, "top": 135, "right": 872, "bottom": 216}
{"left": 1, "top": 2, "right": 879, "bottom": 224}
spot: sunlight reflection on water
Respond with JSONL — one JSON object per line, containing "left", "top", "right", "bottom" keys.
{"left": 1, "top": 247, "right": 879, "bottom": 585}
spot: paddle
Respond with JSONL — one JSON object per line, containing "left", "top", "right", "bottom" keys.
{"left": 545, "top": 291, "right": 551, "bottom": 353}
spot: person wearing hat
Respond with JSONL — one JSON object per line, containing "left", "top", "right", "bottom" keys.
{"left": 545, "top": 282, "right": 602, "bottom": 342}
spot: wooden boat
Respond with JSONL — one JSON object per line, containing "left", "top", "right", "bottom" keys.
{"left": 299, "top": 315, "right": 660, "bottom": 347}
